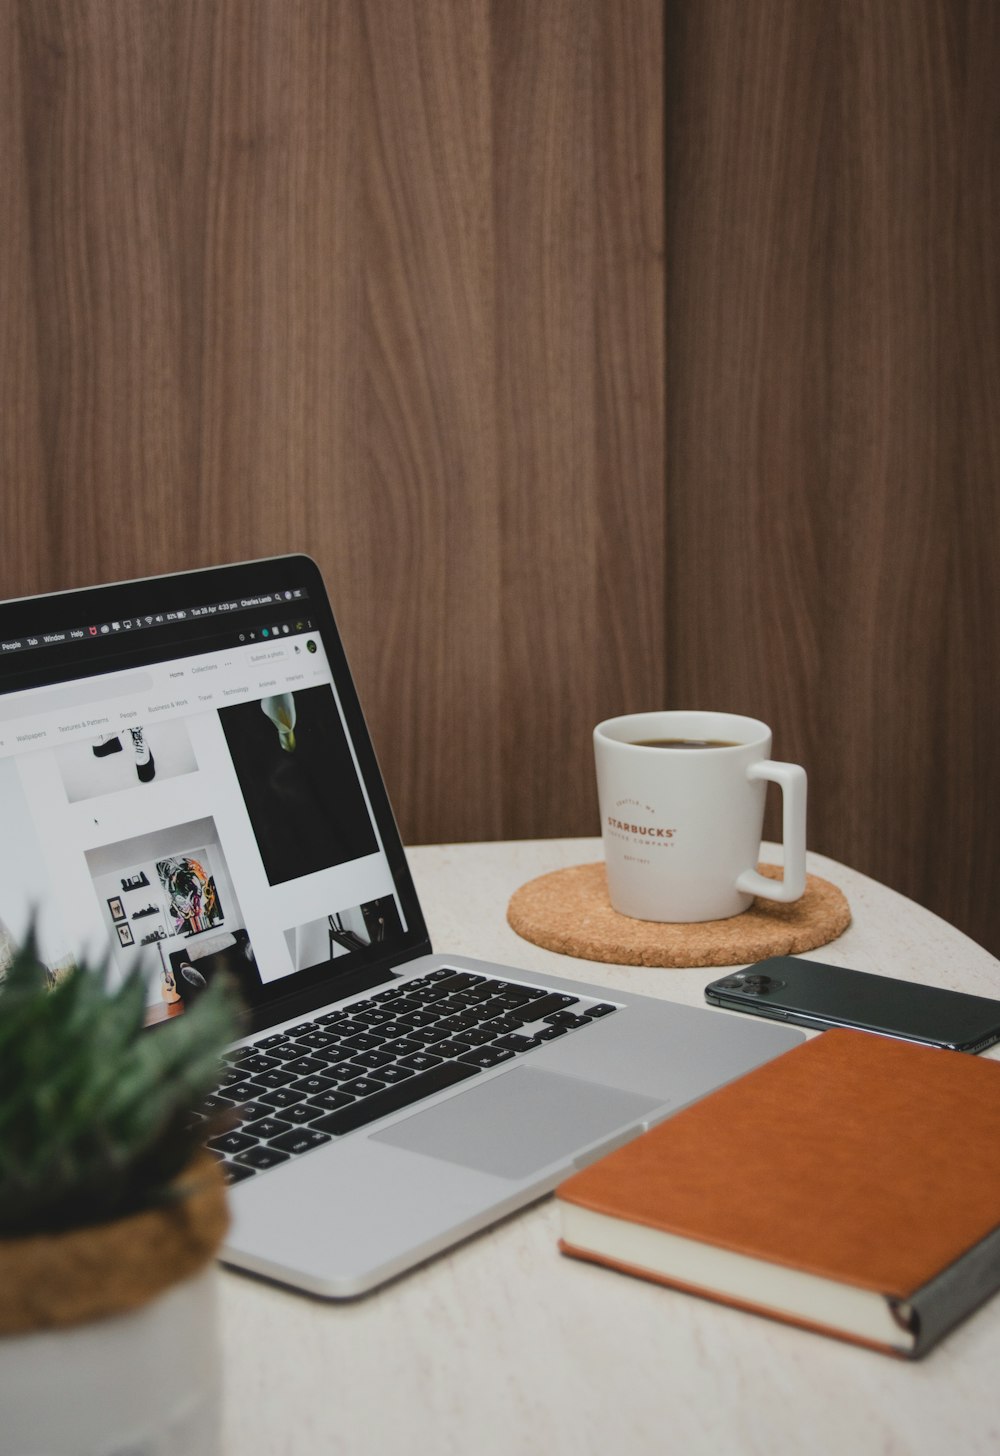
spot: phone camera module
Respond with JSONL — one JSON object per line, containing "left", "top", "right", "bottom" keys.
{"left": 737, "top": 972, "right": 787, "bottom": 994}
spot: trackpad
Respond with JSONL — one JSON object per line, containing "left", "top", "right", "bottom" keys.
{"left": 370, "top": 1067, "right": 660, "bottom": 1180}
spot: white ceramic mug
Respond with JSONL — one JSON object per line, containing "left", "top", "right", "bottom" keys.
{"left": 593, "top": 710, "right": 807, "bottom": 923}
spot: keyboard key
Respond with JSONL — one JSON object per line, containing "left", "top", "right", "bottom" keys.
{"left": 451, "top": 1025, "right": 489, "bottom": 1048}
{"left": 235, "top": 1145, "right": 291, "bottom": 1171}
{"left": 460, "top": 985, "right": 497, "bottom": 1004}
{"left": 432, "top": 973, "right": 486, "bottom": 993}
{"left": 377, "top": 1065, "right": 415, "bottom": 1084}
{"left": 382, "top": 1035, "right": 427, "bottom": 1054}
{"left": 316, "top": 1009, "right": 352, "bottom": 1026}
{"left": 220, "top": 1067, "right": 256, "bottom": 1089}
{"left": 389, "top": 995, "right": 425, "bottom": 1014}
{"left": 434, "top": 1040, "right": 473, "bottom": 1058}
{"left": 257, "top": 1086, "right": 308, "bottom": 1109}
{"left": 518, "top": 993, "right": 579, "bottom": 1021}
{"left": 286, "top": 1022, "right": 318, "bottom": 1036}
{"left": 309, "top": 1088, "right": 357, "bottom": 1111}
{"left": 232, "top": 1100, "right": 273, "bottom": 1123}
{"left": 293, "top": 1030, "right": 342, "bottom": 1051}
{"left": 492, "top": 1033, "right": 544, "bottom": 1052}
{"left": 256, "top": 1033, "right": 293, "bottom": 1050}
{"left": 477, "top": 998, "right": 517, "bottom": 1022}
{"left": 416, "top": 1025, "right": 452, "bottom": 1044}
{"left": 208, "top": 1130, "right": 259, "bottom": 1155}
{"left": 234, "top": 1053, "right": 284, "bottom": 1075}
{"left": 201, "top": 1092, "right": 236, "bottom": 1112}
{"left": 326, "top": 1059, "right": 366, "bottom": 1079}
{"left": 312, "top": 1060, "right": 481, "bottom": 1136}
{"left": 458, "top": 1046, "right": 517, "bottom": 1069}
{"left": 254, "top": 1068, "right": 299, "bottom": 1089}
{"left": 341, "top": 1032, "right": 387, "bottom": 1051}
{"left": 269, "top": 1128, "right": 332, "bottom": 1155}
{"left": 291, "top": 1073, "right": 339, "bottom": 1095}
{"left": 535, "top": 1025, "right": 568, "bottom": 1041}
{"left": 435, "top": 1013, "right": 479, "bottom": 1034}
{"left": 411, "top": 986, "right": 453, "bottom": 1004}
{"left": 397, "top": 1051, "right": 443, "bottom": 1072}
{"left": 392, "top": 1010, "right": 438, "bottom": 1029}
{"left": 222, "top": 1079, "right": 266, "bottom": 1102}
{"left": 436, "top": 994, "right": 481, "bottom": 1013}
{"left": 280, "top": 1054, "right": 330, "bottom": 1077}
{"left": 220, "top": 1161, "right": 257, "bottom": 1184}
{"left": 263, "top": 1041, "right": 328, "bottom": 1063}
{"left": 323, "top": 1019, "right": 364, "bottom": 1039}
{"left": 282, "top": 1101, "right": 332, "bottom": 1125}
{"left": 338, "top": 1076, "right": 388, "bottom": 1097}
{"left": 480, "top": 1014, "right": 526, "bottom": 1036}
{"left": 349, "top": 1049, "right": 395, "bottom": 1070}
{"left": 586, "top": 1003, "right": 617, "bottom": 1018}
{"left": 243, "top": 1115, "right": 293, "bottom": 1140}
{"left": 542, "top": 1011, "right": 591, "bottom": 1029}
{"left": 346, "top": 1008, "right": 397, "bottom": 1027}
{"left": 492, "top": 991, "right": 535, "bottom": 1010}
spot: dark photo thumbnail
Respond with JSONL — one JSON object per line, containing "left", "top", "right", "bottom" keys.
{"left": 218, "top": 687, "right": 377, "bottom": 886}
{"left": 284, "top": 894, "right": 405, "bottom": 974}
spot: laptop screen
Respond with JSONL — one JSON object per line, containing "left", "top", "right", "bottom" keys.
{"left": 0, "top": 557, "right": 429, "bottom": 1031}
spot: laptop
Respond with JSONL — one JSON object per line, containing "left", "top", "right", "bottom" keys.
{"left": 0, "top": 555, "right": 804, "bottom": 1296}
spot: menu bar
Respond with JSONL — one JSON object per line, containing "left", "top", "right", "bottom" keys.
{"left": 0, "top": 589, "right": 310, "bottom": 657}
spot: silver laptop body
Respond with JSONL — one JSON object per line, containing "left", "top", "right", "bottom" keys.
{"left": 0, "top": 557, "right": 803, "bottom": 1297}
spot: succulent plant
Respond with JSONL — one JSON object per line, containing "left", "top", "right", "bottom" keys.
{"left": 0, "top": 931, "right": 240, "bottom": 1237}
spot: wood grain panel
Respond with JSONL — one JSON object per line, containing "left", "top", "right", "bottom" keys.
{"left": 493, "top": 0, "right": 665, "bottom": 838}
{"left": 665, "top": 0, "right": 1000, "bottom": 953}
{"left": 360, "top": 0, "right": 503, "bottom": 843}
{"left": 0, "top": 0, "right": 47, "bottom": 591}
{"left": 0, "top": 0, "right": 665, "bottom": 847}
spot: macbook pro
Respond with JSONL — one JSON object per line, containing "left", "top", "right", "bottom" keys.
{"left": 0, "top": 556, "right": 803, "bottom": 1295}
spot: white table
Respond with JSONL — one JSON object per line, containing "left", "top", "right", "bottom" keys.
{"left": 220, "top": 839, "right": 1000, "bottom": 1456}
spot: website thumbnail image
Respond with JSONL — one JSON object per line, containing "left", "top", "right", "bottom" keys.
{"left": 0, "top": 673, "right": 405, "bottom": 1021}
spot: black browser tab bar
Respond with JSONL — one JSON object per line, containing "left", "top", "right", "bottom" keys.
{"left": 0, "top": 588, "right": 309, "bottom": 658}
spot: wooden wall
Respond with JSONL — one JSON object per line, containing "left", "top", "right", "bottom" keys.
{"left": 665, "top": 0, "right": 1000, "bottom": 956}
{"left": 0, "top": 0, "right": 665, "bottom": 844}
{"left": 2, "top": 1, "right": 999, "bottom": 955}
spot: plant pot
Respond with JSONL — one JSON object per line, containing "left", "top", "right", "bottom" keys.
{"left": 0, "top": 1154, "right": 229, "bottom": 1456}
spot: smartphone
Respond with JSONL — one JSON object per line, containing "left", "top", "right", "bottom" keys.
{"left": 704, "top": 956, "right": 1000, "bottom": 1053}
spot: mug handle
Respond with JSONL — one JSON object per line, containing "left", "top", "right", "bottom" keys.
{"left": 735, "top": 761, "right": 807, "bottom": 903}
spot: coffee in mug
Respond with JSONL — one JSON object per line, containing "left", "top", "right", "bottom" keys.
{"left": 593, "top": 710, "right": 807, "bottom": 923}
{"left": 629, "top": 738, "right": 738, "bottom": 750}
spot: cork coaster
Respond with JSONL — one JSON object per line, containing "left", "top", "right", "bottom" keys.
{"left": 507, "top": 862, "right": 851, "bottom": 969}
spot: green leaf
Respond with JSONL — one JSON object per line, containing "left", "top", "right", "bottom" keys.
{"left": 0, "top": 929, "right": 240, "bottom": 1235}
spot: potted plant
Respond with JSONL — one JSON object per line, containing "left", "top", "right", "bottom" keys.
{"left": 0, "top": 932, "right": 239, "bottom": 1456}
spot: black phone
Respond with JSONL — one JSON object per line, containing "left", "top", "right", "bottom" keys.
{"left": 704, "top": 956, "right": 1000, "bottom": 1053}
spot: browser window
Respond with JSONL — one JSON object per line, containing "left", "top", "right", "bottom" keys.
{"left": 0, "top": 606, "right": 407, "bottom": 1024}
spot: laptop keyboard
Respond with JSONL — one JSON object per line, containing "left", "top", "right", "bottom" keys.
{"left": 202, "top": 969, "right": 618, "bottom": 1185}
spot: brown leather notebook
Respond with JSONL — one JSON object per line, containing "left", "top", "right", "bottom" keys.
{"left": 556, "top": 1028, "right": 1000, "bottom": 1357}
